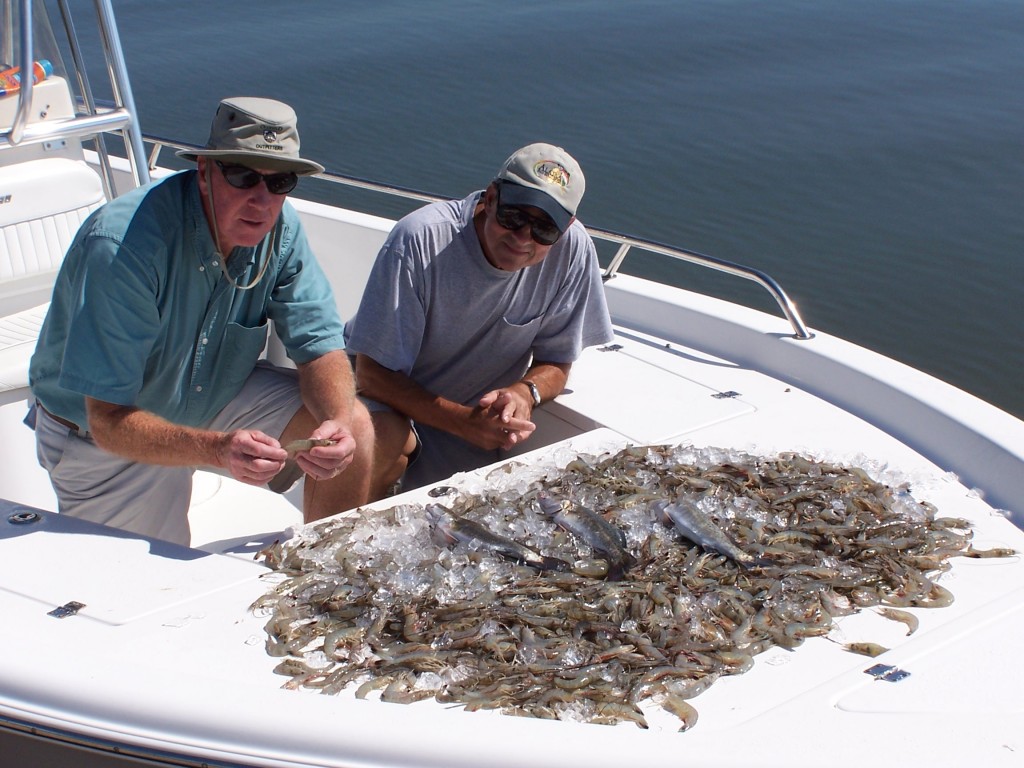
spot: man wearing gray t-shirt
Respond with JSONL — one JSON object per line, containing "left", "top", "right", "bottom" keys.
{"left": 345, "top": 143, "right": 613, "bottom": 498}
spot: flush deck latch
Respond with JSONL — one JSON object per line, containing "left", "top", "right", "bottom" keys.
{"left": 48, "top": 601, "right": 86, "bottom": 619}
{"left": 865, "top": 663, "right": 910, "bottom": 682}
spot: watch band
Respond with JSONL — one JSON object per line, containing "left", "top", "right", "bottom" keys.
{"left": 523, "top": 379, "right": 542, "bottom": 407}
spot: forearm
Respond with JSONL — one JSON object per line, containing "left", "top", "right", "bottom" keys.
{"left": 297, "top": 349, "right": 358, "bottom": 425}
{"left": 512, "top": 361, "right": 571, "bottom": 406}
{"left": 355, "top": 354, "right": 470, "bottom": 434}
{"left": 85, "top": 397, "right": 227, "bottom": 468}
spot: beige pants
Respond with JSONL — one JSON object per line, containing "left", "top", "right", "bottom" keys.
{"left": 33, "top": 363, "right": 304, "bottom": 546}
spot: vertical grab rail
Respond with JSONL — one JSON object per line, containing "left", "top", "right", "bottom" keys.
{"left": 7, "top": 0, "right": 34, "bottom": 145}
{"left": 58, "top": 0, "right": 115, "bottom": 200}
{"left": 92, "top": 0, "right": 149, "bottom": 188}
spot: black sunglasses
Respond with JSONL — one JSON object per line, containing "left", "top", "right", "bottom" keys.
{"left": 215, "top": 161, "right": 298, "bottom": 196}
{"left": 494, "top": 186, "right": 563, "bottom": 246}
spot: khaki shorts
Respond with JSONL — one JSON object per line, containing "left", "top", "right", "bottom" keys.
{"left": 358, "top": 395, "right": 497, "bottom": 492}
{"left": 34, "top": 363, "right": 304, "bottom": 546}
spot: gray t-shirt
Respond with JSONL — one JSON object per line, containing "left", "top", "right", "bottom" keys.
{"left": 344, "top": 190, "right": 613, "bottom": 487}
{"left": 345, "top": 191, "right": 613, "bottom": 405}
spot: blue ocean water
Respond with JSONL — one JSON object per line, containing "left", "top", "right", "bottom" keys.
{"left": 102, "top": 1, "right": 1024, "bottom": 417}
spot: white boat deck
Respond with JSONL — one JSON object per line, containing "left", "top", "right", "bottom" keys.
{"left": 2, "top": 314, "right": 1022, "bottom": 768}
{"left": 4, "top": 4, "right": 1024, "bottom": 765}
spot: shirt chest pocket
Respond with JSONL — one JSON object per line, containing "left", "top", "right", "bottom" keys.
{"left": 494, "top": 312, "right": 544, "bottom": 356}
{"left": 218, "top": 320, "right": 270, "bottom": 389}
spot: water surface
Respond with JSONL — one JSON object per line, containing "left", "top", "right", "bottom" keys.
{"left": 98, "top": 0, "right": 1024, "bottom": 417}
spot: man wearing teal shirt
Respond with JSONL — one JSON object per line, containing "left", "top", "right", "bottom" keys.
{"left": 29, "top": 97, "right": 373, "bottom": 545}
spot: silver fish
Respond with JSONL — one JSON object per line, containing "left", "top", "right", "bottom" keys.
{"left": 652, "top": 497, "right": 760, "bottom": 567}
{"left": 426, "top": 504, "right": 570, "bottom": 572}
{"left": 538, "top": 493, "right": 634, "bottom": 580}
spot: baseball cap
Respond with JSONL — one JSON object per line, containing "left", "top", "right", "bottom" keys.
{"left": 495, "top": 142, "right": 584, "bottom": 232}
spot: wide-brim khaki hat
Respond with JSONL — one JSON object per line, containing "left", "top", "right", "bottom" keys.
{"left": 177, "top": 96, "right": 324, "bottom": 175}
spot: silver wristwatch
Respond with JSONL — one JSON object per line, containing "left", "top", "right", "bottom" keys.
{"left": 523, "top": 379, "right": 542, "bottom": 407}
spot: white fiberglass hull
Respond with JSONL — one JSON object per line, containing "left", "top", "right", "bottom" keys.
{"left": 2, "top": 11, "right": 1022, "bottom": 756}
{"left": 2, "top": 275, "right": 1023, "bottom": 766}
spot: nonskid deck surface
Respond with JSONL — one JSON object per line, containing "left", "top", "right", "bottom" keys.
{"left": 2, "top": 327, "right": 1022, "bottom": 768}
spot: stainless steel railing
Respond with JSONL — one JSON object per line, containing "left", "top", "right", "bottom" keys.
{"left": 592, "top": 229, "right": 812, "bottom": 339}
{"left": 4, "top": 0, "right": 810, "bottom": 340}
{"left": 0, "top": 0, "right": 150, "bottom": 193}
{"left": 4, "top": 0, "right": 35, "bottom": 146}
{"left": 145, "top": 136, "right": 813, "bottom": 340}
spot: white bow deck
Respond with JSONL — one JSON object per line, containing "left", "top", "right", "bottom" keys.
{"left": 3, "top": 296, "right": 1023, "bottom": 766}
{"left": 2, "top": 2, "right": 1023, "bottom": 764}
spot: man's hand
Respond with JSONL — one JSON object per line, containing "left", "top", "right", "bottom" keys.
{"left": 216, "top": 429, "right": 288, "bottom": 486}
{"left": 468, "top": 387, "right": 536, "bottom": 451}
{"left": 287, "top": 420, "right": 358, "bottom": 480}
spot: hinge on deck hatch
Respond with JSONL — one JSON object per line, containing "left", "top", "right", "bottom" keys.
{"left": 48, "top": 601, "right": 86, "bottom": 619}
{"left": 864, "top": 663, "right": 910, "bottom": 682}
{"left": 712, "top": 390, "right": 742, "bottom": 399}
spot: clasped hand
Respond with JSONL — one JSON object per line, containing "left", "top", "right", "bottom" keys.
{"left": 221, "top": 421, "right": 356, "bottom": 485}
{"left": 466, "top": 387, "right": 536, "bottom": 451}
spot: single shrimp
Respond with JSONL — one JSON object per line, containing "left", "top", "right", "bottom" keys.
{"left": 877, "top": 607, "right": 919, "bottom": 636}
{"left": 284, "top": 438, "right": 337, "bottom": 457}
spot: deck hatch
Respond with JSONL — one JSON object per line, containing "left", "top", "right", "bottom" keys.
{"left": 554, "top": 335, "right": 754, "bottom": 443}
{"left": 0, "top": 500, "right": 264, "bottom": 625}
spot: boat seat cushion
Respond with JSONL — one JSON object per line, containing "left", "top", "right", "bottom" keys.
{"left": 0, "top": 302, "right": 48, "bottom": 401}
{"left": 0, "top": 157, "right": 104, "bottom": 284}
{"left": 0, "top": 158, "right": 105, "bottom": 403}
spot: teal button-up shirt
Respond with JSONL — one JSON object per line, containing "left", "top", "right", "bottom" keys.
{"left": 30, "top": 170, "right": 345, "bottom": 429}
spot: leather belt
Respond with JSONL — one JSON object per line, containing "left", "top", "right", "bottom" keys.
{"left": 37, "top": 401, "right": 87, "bottom": 436}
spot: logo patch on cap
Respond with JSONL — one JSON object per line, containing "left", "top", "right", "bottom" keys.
{"left": 534, "top": 161, "right": 570, "bottom": 190}
{"left": 262, "top": 129, "right": 278, "bottom": 143}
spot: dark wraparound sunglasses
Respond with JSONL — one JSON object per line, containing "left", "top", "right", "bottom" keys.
{"left": 494, "top": 186, "right": 563, "bottom": 246}
{"left": 215, "top": 161, "right": 298, "bottom": 196}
